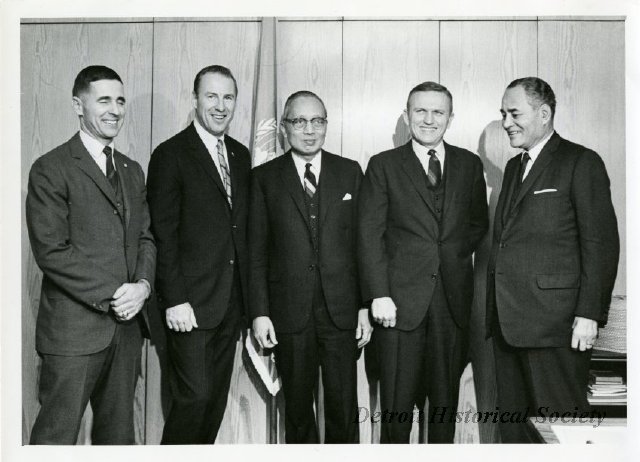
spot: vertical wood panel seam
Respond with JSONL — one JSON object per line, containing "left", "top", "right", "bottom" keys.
{"left": 144, "top": 19, "right": 156, "bottom": 445}
{"left": 536, "top": 18, "right": 540, "bottom": 77}
{"left": 438, "top": 20, "right": 442, "bottom": 83}
{"left": 341, "top": 19, "right": 344, "bottom": 157}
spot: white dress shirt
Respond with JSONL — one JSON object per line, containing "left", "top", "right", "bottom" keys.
{"left": 412, "top": 139, "right": 446, "bottom": 176}
{"left": 79, "top": 129, "right": 116, "bottom": 175}
{"left": 193, "top": 118, "right": 230, "bottom": 182}
{"left": 522, "top": 130, "right": 554, "bottom": 180}
{"left": 292, "top": 151, "right": 322, "bottom": 188}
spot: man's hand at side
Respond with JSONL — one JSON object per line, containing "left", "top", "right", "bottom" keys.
{"left": 252, "top": 316, "right": 278, "bottom": 349}
{"left": 166, "top": 302, "right": 199, "bottom": 332}
{"left": 371, "top": 297, "right": 397, "bottom": 328}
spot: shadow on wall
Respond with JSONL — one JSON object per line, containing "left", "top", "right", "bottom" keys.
{"left": 393, "top": 114, "right": 410, "bottom": 149}
{"left": 469, "top": 119, "right": 515, "bottom": 444}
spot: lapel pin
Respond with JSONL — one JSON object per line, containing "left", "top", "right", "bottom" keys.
{"left": 123, "top": 163, "right": 128, "bottom": 168}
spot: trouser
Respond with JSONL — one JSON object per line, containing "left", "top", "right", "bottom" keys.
{"left": 161, "top": 274, "right": 242, "bottom": 444}
{"left": 275, "top": 274, "right": 359, "bottom": 443}
{"left": 30, "top": 320, "right": 142, "bottom": 445}
{"left": 375, "top": 274, "right": 468, "bottom": 443}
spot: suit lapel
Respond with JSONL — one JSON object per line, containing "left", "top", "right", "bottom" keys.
{"left": 279, "top": 152, "right": 310, "bottom": 229}
{"left": 113, "top": 152, "right": 132, "bottom": 228}
{"left": 510, "top": 133, "right": 560, "bottom": 211}
{"left": 226, "top": 137, "right": 242, "bottom": 218}
{"left": 318, "top": 152, "right": 343, "bottom": 228}
{"left": 186, "top": 124, "right": 230, "bottom": 214}
{"left": 400, "top": 142, "right": 437, "bottom": 217}
{"left": 441, "top": 142, "right": 458, "bottom": 222}
{"left": 500, "top": 158, "right": 519, "bottom": 228}
{"left": 69, "top": 133, "right": 119, "bottom": 209}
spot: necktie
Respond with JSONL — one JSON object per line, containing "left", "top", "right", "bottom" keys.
{"left": 427, "top": 149, "right": 442, "bottom": 189}
{"left": 510, "top": 151, "right": 530, "bottom": 211}
{"left": 217, "top": 139, "right": 232, "bottom": 207}
{"left": 102, "top": 146, "right": 118, "bottom": 192}
{"left": 304, "top": 163, "right": 317, "bottom": 198}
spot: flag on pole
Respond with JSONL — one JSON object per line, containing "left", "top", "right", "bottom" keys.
{"left": 250, "top": 17, "right": 280, "bottom": 167}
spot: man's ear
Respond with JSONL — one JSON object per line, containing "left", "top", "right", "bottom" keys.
{"left": 72, "top": 96, "right": 83, "bottom": 117}
{"left": 540, "top": 103, "right": 552, "bottom": 125}
{"left": 402, "top": 109, "right": 409, "bottom": 126}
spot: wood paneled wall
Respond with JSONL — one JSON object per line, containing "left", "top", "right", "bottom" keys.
{"left": 21, "top": 17, "right": 626, "bottom": 445}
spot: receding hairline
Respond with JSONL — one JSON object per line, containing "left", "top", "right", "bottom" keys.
{"left": 282, "top": 93, "right": 327, "bottom": 119}
{"left": 406, "top": 89, "right": 454, "bottom": 114}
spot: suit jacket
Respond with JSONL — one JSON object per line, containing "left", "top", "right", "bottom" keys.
{"left": 486, "top": 132, "right": 619, "bottom": 348}
{"left": 147, "top": 123, "right": 251, "bottom": 329}
{"left": 26, "top": 133, "right": 156, "bottom": 356}
{"left": 358, "top": 141, "right": 488, "bottom": 331}
{"left": 248, "top": 151, "right": 363, "bottom": 333}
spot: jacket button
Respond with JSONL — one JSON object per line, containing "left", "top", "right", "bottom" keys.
{"left": 113, "top": 210, "right": 118, "bottom": 215}
{"left": 308, "top": 265, "right": 315, "bottom": 271}
{"left": 431, "top": 273, "right": 437, "bottom": 280}
{"left": 232, "top": 224, "right": 237, "bottom": 229}
{"left": 438, "top": 241, "right": 443, "bottom": 246}
{"left": 499, "top": 242, "right": 506, "bottom": 248}
{"left": 229, "top": 259, "right": 234, "bottom": 265}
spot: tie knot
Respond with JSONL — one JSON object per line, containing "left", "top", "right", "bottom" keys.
{"left": 305, "top": 163, "right": 313, "bottom": 173}
{"left": 428, "top": 149, "right": 437, "bottom": 158}
{"left": 102, "top": 146, "right": 113, "bottom": 158}
{"left": 217, "top": 138, "right": 224, "bottom": 152}
{"left": 521, "top": 151, "right": 530, "bottom": 163}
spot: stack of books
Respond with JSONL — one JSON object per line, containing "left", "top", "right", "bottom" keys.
{"left": 588, "top": 370, "right": 627, "bottom": 404}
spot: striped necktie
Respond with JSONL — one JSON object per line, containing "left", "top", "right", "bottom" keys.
{"left": 427, "top": 149, "right": 442, "bottom": 189}
{"left": 217, "top": 138, "right": 232, "bottom": 207}
{"left": 304, "top": 163, "right": 317, "bottom": 198}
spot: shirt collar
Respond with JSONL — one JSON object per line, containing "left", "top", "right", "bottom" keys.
{"left": 194, "top": 117, "right": 225, "bottom": 150}
{"left": 79, "top": 129, "right": 115, "bottom": 161}
{"left": 292, "top": 150, "right": 322, "bottom": 184}
{"left": 526, "top": 130, "right": 555, "bottom": 163}
{"left": 411, "top": 139, "right": 446, "bottom": 164}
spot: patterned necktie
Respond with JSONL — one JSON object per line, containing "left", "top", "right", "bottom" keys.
{"left": 304, "top": 163, "right": 317, "bottom": 198}
{"left": 519, "top": 151, "right": 531, "bottom": 183}
{"left": 427, "top": 149, "right": 442, "bottom": 189}
{"left": 510, "top": 151, "right": 530, "bottom": 211}
{"left": 102, "top": 146, "right": 118, "bottom": 192}
{"left": 217, "top": 139, "right": 232, "bottom": 207}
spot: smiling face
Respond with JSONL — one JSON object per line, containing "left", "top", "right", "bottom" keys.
{"left": 192, "top": 72, "right": 237, "bottom": 137}
{"left": 72, "top": 79, "right": 126, "bottom": 144}
{"left": 403, "top": 90, "right": 454, "bottom": 148}
{"left": 282, "top": 95, "right": 327, "bottom": 159}
{"left": 501, "top": 85, "right": 552, "bottom": 151}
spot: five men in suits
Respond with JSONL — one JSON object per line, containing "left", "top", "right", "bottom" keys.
{"left": 250, "top": 91, "right": 372, "bottom": 443}
{"left": 26, "top": 65, "right": 156, "bottom": 444}
{"left": 147, "top": 65, "right": 251, "bottom": 444}
{"left": 358, "top": 82, "right": 488, "bottom": 443}
{"left": 486, "top": 77, "right": 619, "bottom": 443}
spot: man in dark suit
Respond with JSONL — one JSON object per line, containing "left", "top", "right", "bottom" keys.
{"left": 358, "top": 82, "right": 488, "bottom": 443}
{"left": 487, "top": 77, "right": 619, "bottom": 443}
{"left": 250, "top": 91, "right": 372, "bottom": 443}
{"left": 147, "top": 65, "right": 251, "bottom": 444}
{"left": 26, "top": 65, "right": 156, "bottom": 444}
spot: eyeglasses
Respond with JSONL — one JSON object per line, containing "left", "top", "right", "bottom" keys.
{"left": 283, "top": 117, "right": 327, "bottom": 131}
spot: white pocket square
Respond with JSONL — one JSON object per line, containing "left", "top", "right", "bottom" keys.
{"left": 534, "top": 188, "right": 558, "bottom": 195}
{"left": 342, "top": 193, "right": 352, "bottom": 201}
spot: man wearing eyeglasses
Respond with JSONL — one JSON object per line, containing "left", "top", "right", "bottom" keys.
{"left": 249, "top": 91, "right": 372, "bottom": 443}
{"left": 358, "top": 82, "right": 489, "bottom": 443}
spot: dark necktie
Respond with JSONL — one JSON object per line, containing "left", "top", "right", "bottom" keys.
{"left": 217, "top": 139, "right": 232, "bottom": 207}
{"left": 427, "top": 149, "right": 442, "bottom": 189}
{"left": 304, "top": 163, "right": 317, "bottom": 198}
{"left": 103, "top": 146, "right": 118, "bottom": 192}
{"left": 510, "top": 151, "right": 530, "bottom": 210}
